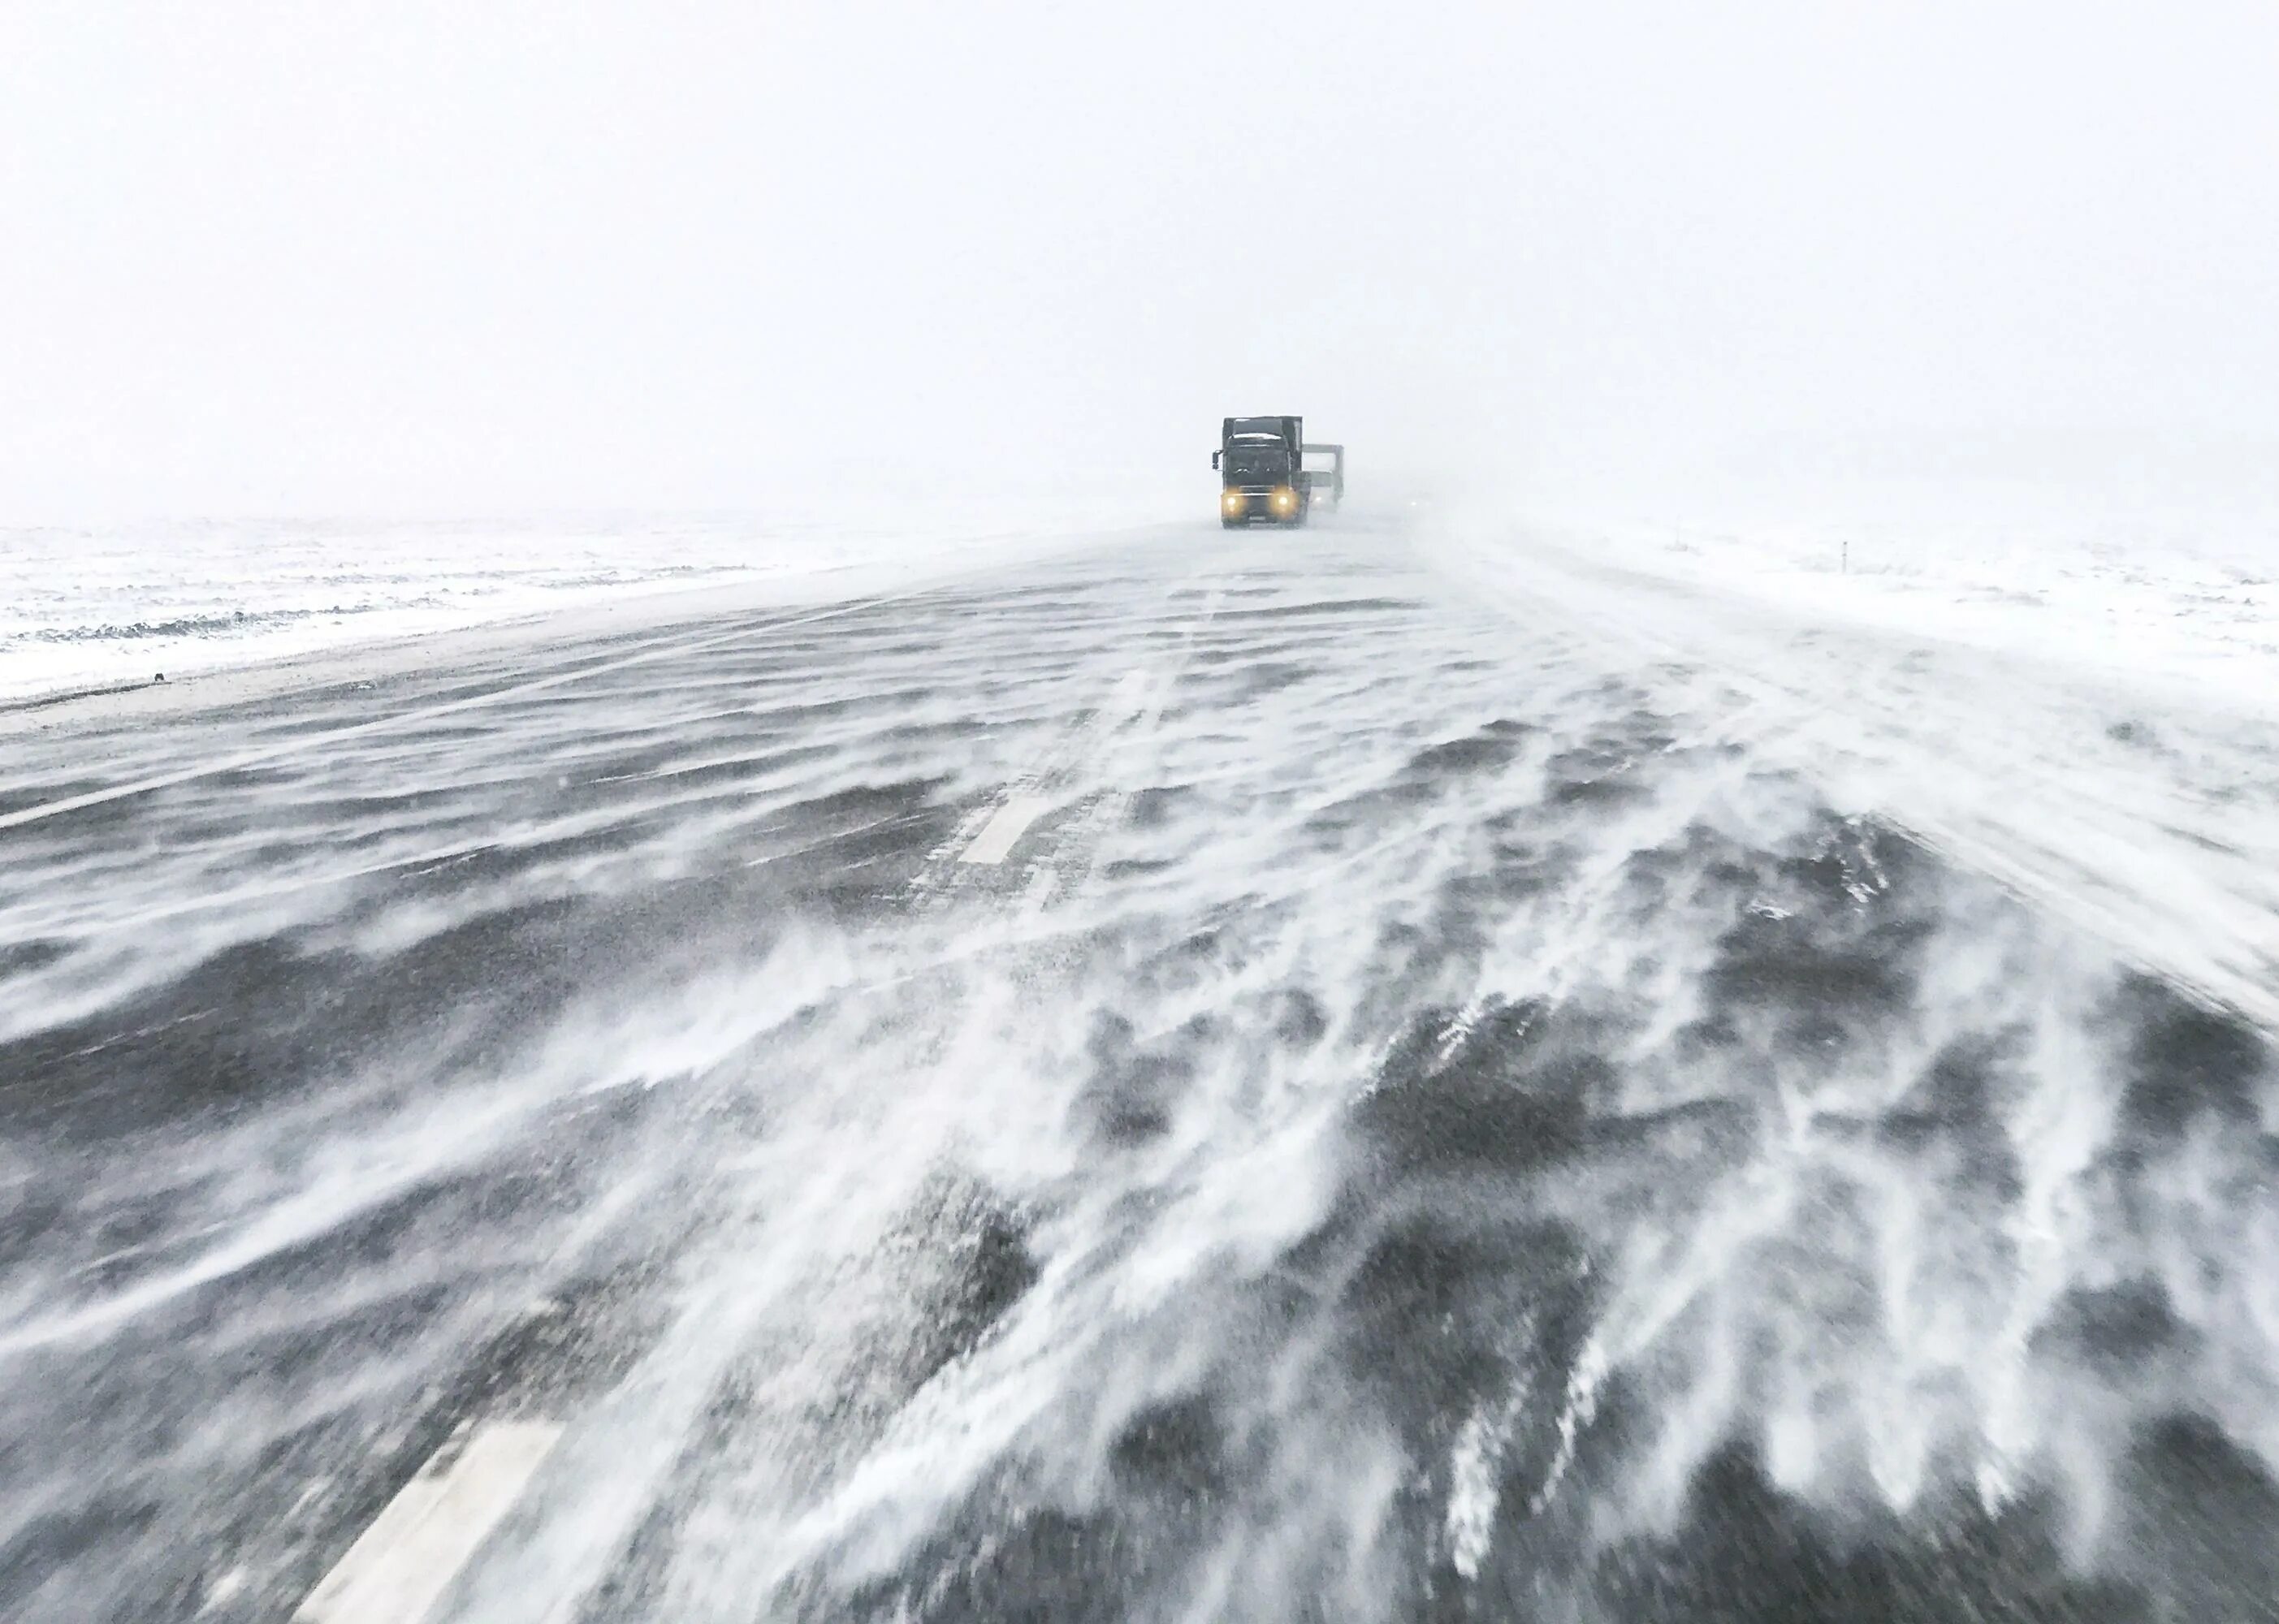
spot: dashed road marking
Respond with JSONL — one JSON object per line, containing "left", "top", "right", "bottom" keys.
{"left": 958, "top": 794, "right": 1053, "bottom": 865}
{"left": 1018, "top": 863, "right": 1059, "bottom": 918}
{"left": 294, "top": 1420, "right": 563, "bottom": 1624}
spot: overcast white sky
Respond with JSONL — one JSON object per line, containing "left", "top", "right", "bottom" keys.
{"left": 3, "top": 2, "right": 2276, "bottom": 524}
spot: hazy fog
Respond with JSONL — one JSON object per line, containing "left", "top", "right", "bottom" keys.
{"left": 5, "top": 1, "right": 2276, "bottom": 525}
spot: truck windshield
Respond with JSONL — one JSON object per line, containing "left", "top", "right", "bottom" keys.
{"left": 1226, "top": 451, "right": 1291, "bottom": 483}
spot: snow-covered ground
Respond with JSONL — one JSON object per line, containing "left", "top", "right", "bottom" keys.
{"left": 1534, "top": 511, "right": 2279, "bottom": 703}
{"left": 1420, "top": 508, "right": 2279, "bottom": 1031}
{"left": 0, "top": 495, "right": 1171, "bottom": 703}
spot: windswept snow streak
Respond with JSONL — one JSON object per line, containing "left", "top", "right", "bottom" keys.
{"left": 1, "top": 520, "right": 2275, "bottom": 1622}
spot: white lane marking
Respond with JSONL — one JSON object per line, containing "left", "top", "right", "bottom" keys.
{"left": 958, "top": 794, "right": 1052, "bottom": 865}
{"left": 1018, "top": 862, "right": 1059, "bottom": 918}
{"left": 296, "top": 1421, "right": 563, "bottom": 1624}
{"left": 0, "top": 598, "right": 889, "bottom": 834}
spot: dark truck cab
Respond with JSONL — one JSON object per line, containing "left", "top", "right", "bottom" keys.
{"left": 1212, "top": 416, "right": 1344, "bottom": 528}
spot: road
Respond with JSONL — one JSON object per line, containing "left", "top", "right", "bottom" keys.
{"left": 2, "top": 516, "right": 2276, "bottom": 1622}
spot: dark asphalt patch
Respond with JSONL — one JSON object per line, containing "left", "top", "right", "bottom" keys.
{"left": 1591, "top": 1445, "right": 2140, "bottom": 1624}
{"left": 2108, "top": 976, "right": 2270, "bottom": 1138}
{"left": 1073, "top": 1011, "right": 1212, "bottom": 1148}
{"left": 1405, "top": 719, "right": 1539, "bottom": 779}
{"left": 1213, "top": 596, "right": 1421, "bottom": 623}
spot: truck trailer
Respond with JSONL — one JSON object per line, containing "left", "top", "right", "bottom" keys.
{"left": 1212, "top": 416, "right": 1344, "bottom": 528}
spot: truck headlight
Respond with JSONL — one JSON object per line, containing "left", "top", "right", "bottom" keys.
{"left": 1270, "top": 486, "right": 1296, "bottom": 513}
{"left": 1223, "top": 490, "right": 1246, "bottom": 514}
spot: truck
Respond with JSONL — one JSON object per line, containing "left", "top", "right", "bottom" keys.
{"left": 1212, "top": 416, "right": 1344, "bottom": 528}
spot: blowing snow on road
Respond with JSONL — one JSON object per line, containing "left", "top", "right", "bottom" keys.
{"left": 5, "top": 512, "right": 2279, "bottom": 1622}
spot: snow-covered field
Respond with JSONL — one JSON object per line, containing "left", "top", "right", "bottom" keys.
{"left": 1533, "top": 511, "right": 2279, "bottom": 702}
{"left": 0, "top": 495, "right": 1170, "bottom": 703}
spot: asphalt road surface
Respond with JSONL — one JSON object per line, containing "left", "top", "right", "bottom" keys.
{"left": 3, "top": 517, "right": 2276, "bottom": 1622}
